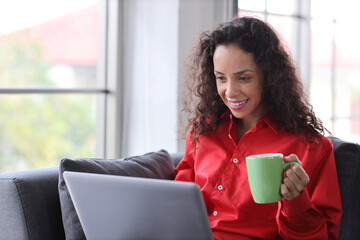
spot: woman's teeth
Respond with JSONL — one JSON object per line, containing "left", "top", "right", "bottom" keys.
{"left": 230, "top": 99, "right": 248, "bottom": 106}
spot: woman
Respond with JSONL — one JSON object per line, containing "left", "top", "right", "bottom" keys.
{"left": 175, "top": 17, "right": 342, "bottom": 239}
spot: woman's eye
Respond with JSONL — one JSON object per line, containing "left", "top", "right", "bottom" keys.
{"left": 239, "top": 77, "right": 250, "bottom": 81}
{"left": 216, "top": 76, "right": 226, "bottom": 81}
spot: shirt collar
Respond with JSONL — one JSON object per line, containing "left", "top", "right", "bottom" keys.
{"left": 222, "top": 110, "right": 279, "bottom": 135}
{"left": 259, "top": 114, "right": 279, "bottom": 134}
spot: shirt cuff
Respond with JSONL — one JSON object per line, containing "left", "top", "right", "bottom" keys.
{"left": 280, "top": 188, "right": 313, "bottom": 217}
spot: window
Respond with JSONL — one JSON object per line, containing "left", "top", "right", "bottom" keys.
{"left": 238, "top": 0, "right": 360, "bottom": 143}
{"left": 0, "top": 0, "right": 106, "bottom": 172}
{"left": 310, "top": 0, "right": 360, "bottom": 143}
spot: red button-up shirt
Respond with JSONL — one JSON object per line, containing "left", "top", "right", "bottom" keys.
{"left": 175, "top": 112, "right": 342, "bottom": 239}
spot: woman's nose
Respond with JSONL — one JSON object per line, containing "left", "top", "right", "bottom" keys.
{"left": 225, "top": 80, "right": 238, "bottom": 98}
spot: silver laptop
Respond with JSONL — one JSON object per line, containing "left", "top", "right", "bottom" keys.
{"left": 63, "top": 171, "right": 214, "bottom": 240}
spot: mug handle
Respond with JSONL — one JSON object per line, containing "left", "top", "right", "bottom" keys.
{"left": 283, "top": 161, "right": 298, "bottom": 170}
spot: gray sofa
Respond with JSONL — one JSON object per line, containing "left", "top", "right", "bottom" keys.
{"left": 0, "top": 138, "right": 359, "bottom": 240}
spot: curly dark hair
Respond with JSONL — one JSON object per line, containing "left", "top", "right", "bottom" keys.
{"left": 182, "top": 16, "right": 326, "bottom": 143}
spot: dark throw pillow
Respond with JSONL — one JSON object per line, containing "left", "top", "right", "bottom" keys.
{"left": 58, "top": 149, "right": 174, "bottom": 240}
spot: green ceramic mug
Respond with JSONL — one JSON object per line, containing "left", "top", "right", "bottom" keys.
{"left": 246, "top": 153, "right": 298, "bottom": 204}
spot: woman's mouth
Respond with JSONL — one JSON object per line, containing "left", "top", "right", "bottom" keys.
{"left": 228, "top": 99, "right": 249, "bottom": 110}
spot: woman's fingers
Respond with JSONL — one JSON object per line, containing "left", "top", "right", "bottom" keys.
{"left": 281, "top": 154, "right": 310, "bottom": 200}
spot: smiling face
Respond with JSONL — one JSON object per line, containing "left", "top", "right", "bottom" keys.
{"left": 213, "top": 44, "right": 267, "bottom": 125}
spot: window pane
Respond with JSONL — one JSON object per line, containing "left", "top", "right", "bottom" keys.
{"left": 310, "top": 67, "right": 333, "bottom": 133}
{"left": 0, "top": 94, "right": 98, "bottom": 173}
{"left": 0, "top": 0, "right": 98, "bottom": 88}
{"left": 238, "top": 0, "right": 265, "bottom": 12}
{"left": 238, "top": 11, "right": 265, "bottom": 21}
{"left": 311, "top": 20, "right": 334, "bottom": 67}
{"left": 335, "top": 22, "right": 360, "bottom": 70}
{"left": 333, "top": 116, "right": 360, "bottom": 144}
{"left": 334, "top": 0, "right": 360, "bottom": 22}
{"left": 267, "top": 15, "right": 297, "bottom": 53}
{"left": 311, "top": 0, "right": 336, "bottom": 20}
{"left": 310, "top": 19, "right": 334, "bottom": 135}
{"left": 333, "top": 20, "right": 360, "bottom": 143}
{"left": 267, "top": 0, "right": 295, "bottom": 15}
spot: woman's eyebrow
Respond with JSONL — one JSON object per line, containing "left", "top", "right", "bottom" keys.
{"left": 234, "top": 69, "right": 254, "bottom": 75}
{"left": 214, "top": 70, "right": 224, "bottom": 75}
{"left": 214, "top": 69, "right": 254, "bottom": 75}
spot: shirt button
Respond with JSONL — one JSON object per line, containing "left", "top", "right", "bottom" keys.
{"left": 233, "top": 158, "right": 238, "bottom": 163}
{"left": 213, "top": 211, "right": 218, "bottom": 216}
{"left": 217, "top": 185, "right": 223, "bottom": 190}
{"left": 228, "top": 134, "right": 232, "bottom": 139}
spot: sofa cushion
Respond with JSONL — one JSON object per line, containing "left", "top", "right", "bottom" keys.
{"left": 332, "top": 138, "right": 360, "bottom": 240}
{"left": 58, "top": 150, "right": 174, "bottom": 240}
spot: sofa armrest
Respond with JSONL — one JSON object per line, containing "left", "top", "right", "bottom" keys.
{"left": 332, "top": 138, "right": 360, "bottom": 240}
{"left": 0, "top": 152, "right": 183, "bottom": 240}
{"left": 0, "top": 167, "right": 65, "bottom": 240}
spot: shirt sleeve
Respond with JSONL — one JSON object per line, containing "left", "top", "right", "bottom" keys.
{"left": 276, "top": 139, "right": 343, "bottom": 240}
{"left": 174, "top": 131, "right": 196, "bottom": 182}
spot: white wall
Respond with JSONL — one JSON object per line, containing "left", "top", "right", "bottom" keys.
{"left": 107, "top": 0, "right": 236, "bottom": 157}
{"left": 177, "top": 0, "right": 236, "bottom": 151}
{"left": 121, "top": 0, "right": 179, "bottom": 156}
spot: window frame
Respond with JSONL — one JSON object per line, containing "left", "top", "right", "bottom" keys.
{"left": 0, "top": 0, "right": 116, "bottom": 161}
{"left": 237, "top": 0, "right": 311, "bottom": 92}
{"left": 237, "top": 0, "right": 359, "bottom": 143}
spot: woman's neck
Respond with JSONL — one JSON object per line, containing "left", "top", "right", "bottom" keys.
{"left": 235, "top": 119, "right": 254, "bottom": 141}
{"left": 235, "top": 113, "right": 268, "bottom": 142}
